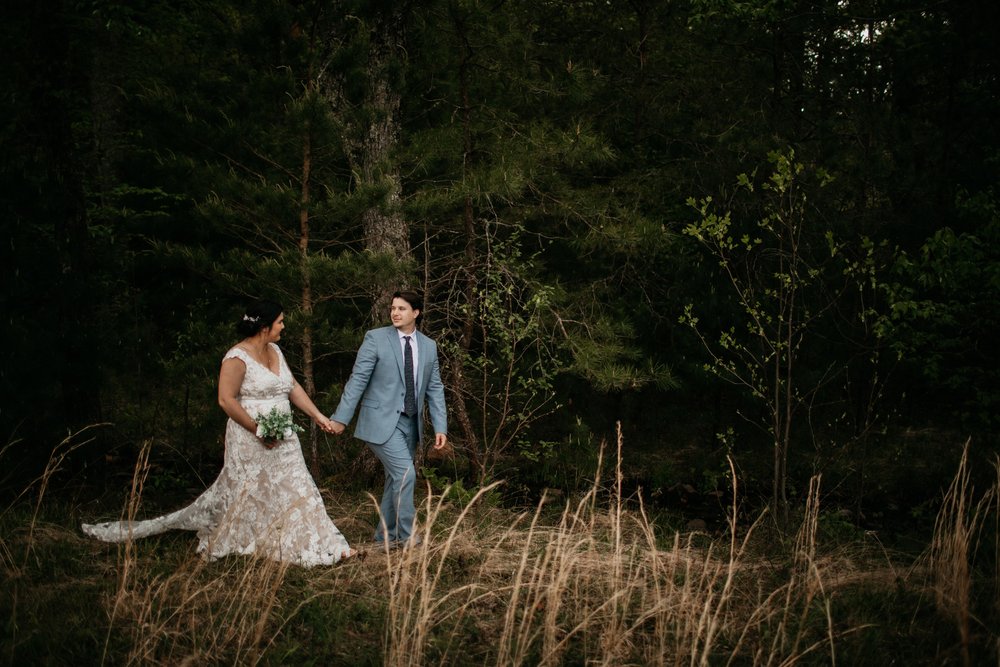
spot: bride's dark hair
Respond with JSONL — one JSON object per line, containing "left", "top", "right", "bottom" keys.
{"left": 236, "top": 300, "right": 283, "bottom": 337}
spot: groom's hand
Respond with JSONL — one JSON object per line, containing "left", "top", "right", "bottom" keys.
{"left": 433, "top": 433, "right": 447, "bottom": 450}
{"left": 330, "top": 420, "right": 346, "bottom": 435}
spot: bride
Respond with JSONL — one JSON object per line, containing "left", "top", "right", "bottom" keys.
{"left": 82, "top": 300, "right": 356, "bottom": 566}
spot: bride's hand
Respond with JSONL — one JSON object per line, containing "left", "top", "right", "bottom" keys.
{"left": 315, "top": 416, "right": 335, "bottom": 433}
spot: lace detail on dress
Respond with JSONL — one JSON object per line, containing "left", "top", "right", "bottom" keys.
{"left": 82, "top": 344, "right": 351, "bottom": 567}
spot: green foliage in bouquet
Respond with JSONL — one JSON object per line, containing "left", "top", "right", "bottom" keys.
{"left": 255, "top": 407, "right": 303, "bottom": 441}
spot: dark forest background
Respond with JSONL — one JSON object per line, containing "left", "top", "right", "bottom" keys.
{"left": 2, "top": 0, "right": 999, "bottom": 531}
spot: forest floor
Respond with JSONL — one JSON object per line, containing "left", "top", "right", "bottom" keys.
{"left": 2, "top": 447, "right": 996, "bottom": 666}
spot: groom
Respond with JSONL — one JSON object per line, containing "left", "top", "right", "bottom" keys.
{"left": 330, "top": 290, "right": 447, "bottom": 548}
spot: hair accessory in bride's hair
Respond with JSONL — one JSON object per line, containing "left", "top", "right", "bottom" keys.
{"left": 242, "top": 314, "right": 260, "bottom": 323}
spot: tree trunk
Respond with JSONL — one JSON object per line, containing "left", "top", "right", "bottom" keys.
{"left": 298, "top": 87, "right": 319, "bottom": 473}
{"left": 316, "top": 9, "right": 409, "bottom": 322}
{"left": 361, "top": 10, "right": 409, "bottom": 322}
{"left": 628, "top": 0, "right": 650, "bottom": 147}
{"left": 449, "top": 10, "right": 484, "bottom": 478}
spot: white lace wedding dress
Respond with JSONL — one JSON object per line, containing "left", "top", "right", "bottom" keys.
{"left": 82, "top": 344, "right": 352, "bottom": 566}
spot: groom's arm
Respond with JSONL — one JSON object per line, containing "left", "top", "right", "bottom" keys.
{"left": 425, "top": 346, "right": 448, "bottom": 448}
{"left": 331, "top": 330, "right": 379, "bottom": 428}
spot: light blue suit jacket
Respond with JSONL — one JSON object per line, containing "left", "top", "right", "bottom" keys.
{"left": 331, "top": 326, "right": 447, "bottom": 445}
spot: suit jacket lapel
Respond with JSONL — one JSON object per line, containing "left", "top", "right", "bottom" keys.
{"left": 414, "top": 331, "right": 427, "bottom": 390}
{"left": 387, "top": 327, "right": 405, "bottom": 384}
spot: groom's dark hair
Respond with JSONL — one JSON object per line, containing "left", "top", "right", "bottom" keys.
{"left": 392, "top": 289, "right": 423, "bottom": 324}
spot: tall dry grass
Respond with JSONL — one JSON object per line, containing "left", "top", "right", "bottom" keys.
{"left": 733, "top": 473, "right": 839, "bottom": 667}
{"left": 379, "top": 423, "right": 847, "bottom": 666}
{"left": 110, "top": 551, "right": 295, "bottom": 665}
{"left": 95, "top": 439, "right": 345, "bottom": 666}
{"left": 379, "top": 481, "right": 503, "bottom": 666}
{"left": 8, "top": 414, "right": 1000, "bottom": 667}
{"left": 0, "top": 425, "right": 104, "bottom": 572}
{"left": 32, "top": 426, "right": 994, "bottom": 665}
{"left": 928, "top": 439, "right": 997, "bottom": 667}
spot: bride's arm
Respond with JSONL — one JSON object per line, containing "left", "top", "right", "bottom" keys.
{"left": 218, "top": 358, "right": 260, "bottom": 434}
{"left": 289, "top": 380, "right": 335, "bottom": 431}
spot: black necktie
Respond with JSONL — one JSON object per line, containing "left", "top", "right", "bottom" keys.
{"left": 403, "top": 335, "right": 417, "bottom": 416}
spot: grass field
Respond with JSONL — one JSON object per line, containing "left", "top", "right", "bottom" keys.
{"left": 2, "top": 436, "right": 997, "bottom": 665}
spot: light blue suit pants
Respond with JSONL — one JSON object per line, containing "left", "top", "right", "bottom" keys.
{"left": 368, "top": 414, "right": 419, "bottom": 545}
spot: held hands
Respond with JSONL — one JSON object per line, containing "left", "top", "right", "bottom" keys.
{"left": 314, "top": 414, "right": 433, "bottom": 441}
{"left": 315, "top": 415, "right": 346, "bottom": 435}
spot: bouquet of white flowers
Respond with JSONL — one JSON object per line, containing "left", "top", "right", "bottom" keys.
{"left": 255, "top": 407, "right": 304, "bottom": 441}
